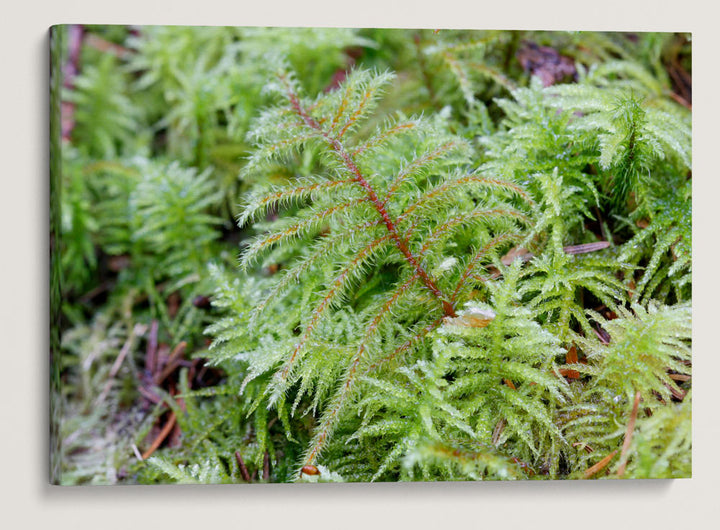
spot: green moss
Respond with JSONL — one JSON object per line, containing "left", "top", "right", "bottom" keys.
{"left": 55, "top": 27, "right": 691, "bottom": 484}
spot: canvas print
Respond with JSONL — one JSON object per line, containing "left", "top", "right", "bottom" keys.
{"left": 49, "top": 25, "right": 692, "bottom": 485}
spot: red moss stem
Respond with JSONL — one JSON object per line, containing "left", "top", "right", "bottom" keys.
{"left": 281, "top": 76, "right": 455, "bottom": 317}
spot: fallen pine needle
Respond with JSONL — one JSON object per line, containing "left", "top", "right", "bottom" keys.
{"left": 669, "top": 373, "right": 691, "bottom": 382}
{"left": 141, "top": 412, "right": 177, "bottom": 460}
{"left": 563, "top": 241, "right": 610, "bottom": 255}
{"left": 584, "top": 450, "right": 618, "bottom": 478}
{"left": 263, "top": 450, "right": 270, "bottom": 481}
{"left": 235, "top": 451, "right": 251, "bottom": 482}
{"left": 138, "top": 385, "right": 162, "bottom": 404}
{"left": 154, "top": 341, "right": 188, "bottom": 385}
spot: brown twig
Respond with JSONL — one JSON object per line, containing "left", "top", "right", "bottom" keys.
{"left": 563, "top": 241, "right": 611, "bottom": 255}
{"left": 263, "top": 450, "right": 270, "bottom": 481}
{"left": 573, "top": 442, "right": 594, "bottom": 454}
{"left": 235, "top": 451, "right": 251, "bottom": 482}
{"left": 617, "top": 390, "right": 642, "bottom": 477}
{"left": 491, "top": 419, "right": 506, "bottom": 446}
{"left": 665, "top": 383, "right": 687, "bottom": 401}
{"left": 584, "top": 450, "right": 618, "bottom": 478}
{"left": 154, "top": 341, "right": 187, "bottom": 385}
{"left": 668, "top": 91, "right": 691, "bottom": 110}
{"left": 137, "top": 385, "right": 162, "bottom": 404}
{"left": 145, "top": 320, "right": 159, "bottom": 375}
{"left": 669, "top": 373, "right": 691, "bottom": 382}
{"left": 141, "top": 412, "right": 177, "bottom": 460}
{"left": 593, "top": 325, "right": 611, "bottom": 345}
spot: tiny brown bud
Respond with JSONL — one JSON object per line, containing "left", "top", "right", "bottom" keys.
{"left": 301, "top": 465, "right": 320, "bottom": 476}
{"left": 192, "top": 295, "right": 211, "bottom": 309}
